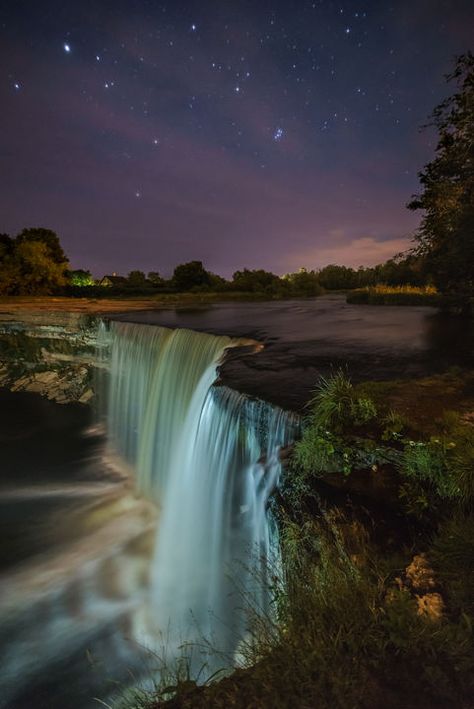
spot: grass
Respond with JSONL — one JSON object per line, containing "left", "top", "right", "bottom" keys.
{"left": 347, "top": 284, "right": 442, "bottom": 306}
{"left": 132, "top": 512, "right": 474, "bottom": 709}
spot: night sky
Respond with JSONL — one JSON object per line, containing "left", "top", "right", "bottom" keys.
{"left": 1, "top": 1, "right": 473, "bottom": 278}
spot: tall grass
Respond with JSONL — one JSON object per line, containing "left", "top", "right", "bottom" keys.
{"left": 347, "top": 284, "right": 441, "bottom": 306}
{"left": 136, "top": 512, "right": 474, "bottom": 709}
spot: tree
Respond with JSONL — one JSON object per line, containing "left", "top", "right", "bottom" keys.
{"left": 0, "top": 241, "right": 68, "bottom": 295}
{"left": 408, "top": 53, "right": 474, "bottom": 304}
{"left": 318, "top": 264, "right": 358, "bottom": 290}
{"left": 283, "top": 268, "right": 323, "bottom": 296}
{"left": 147, "top": 271, "right": 164, "bottom": 287}
{"left": 0, "top": 227, "right": 69, "bottom": 295}
{"left": 16, "top": 227, "right": 68, "bottom": 264}
{"left": 127, "top": 270, "right": 147, "bottom": 287}
{"left": 0, "top": 234, "right": 13, "bottom": 264}
{"left": 232, "top": 268, "right": 280, "bottom": 293}
{"left": 172, "top": 261, "right": 211, "bottom": 291}
{"left": 68, "top": 269, "right": 94, "bottom": 286}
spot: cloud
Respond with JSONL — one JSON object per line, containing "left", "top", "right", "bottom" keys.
{"left": 289, "top": 236, "right": 413, "bottom": 270}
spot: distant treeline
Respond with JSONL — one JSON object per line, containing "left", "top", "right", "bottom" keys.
{"left": 67, "top": 254, "right": 428, "bottom": 298}
{"left": 0, "top": 227, "right": 429, "bottom": 298}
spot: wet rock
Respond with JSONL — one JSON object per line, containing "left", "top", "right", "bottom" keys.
{"left": 78, "top": 388, "right": 94, "bottom": 404}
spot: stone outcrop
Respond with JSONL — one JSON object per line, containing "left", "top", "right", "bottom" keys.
{"left": 0, "top": 313, "right": 101, "bottom": 405}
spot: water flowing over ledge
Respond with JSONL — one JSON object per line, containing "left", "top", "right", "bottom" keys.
{"left": 100, "top": 320, "right": 298, "bottom": 673}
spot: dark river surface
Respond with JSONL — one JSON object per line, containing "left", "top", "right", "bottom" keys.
{"left": 115, "top": 294, "right": 474, "bottom": 410}
{"left": 1, "top": 295, "right": 474, "bottom": 708}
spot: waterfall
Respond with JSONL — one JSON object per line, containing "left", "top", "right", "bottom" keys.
{"left": 102, "top": 321, "right": 233, "bottom": 497}
{"left": 102, "top": 321, "right": 297, "bottom": 674}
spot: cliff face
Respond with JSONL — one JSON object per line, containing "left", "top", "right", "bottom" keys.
{"left": 0, "top": 313, "right": 101, "bottom": 404}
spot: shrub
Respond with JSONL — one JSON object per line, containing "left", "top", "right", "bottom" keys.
{"left": 347, "top": 285, "right": 441, "bottom": 306}
{"left": 350, "top": 396, "right": 378, "bottom": 425}
{"left": 309, "top": 370, "right": 354, "bottom": 431}
{"left": 400, "top": 439, "right": 459, "bottom": 500}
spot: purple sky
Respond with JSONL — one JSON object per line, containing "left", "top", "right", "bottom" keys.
{"left": 1, "top": 1, "right": 473, "bottom": 277}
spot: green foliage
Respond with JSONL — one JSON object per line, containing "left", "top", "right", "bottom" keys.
{"left": 292, "top": 426, "right": 342, "bottom": 476}
{"left": 172, "top": 261, "right": 212, "bottom": 291}
{"left": 128, "top": 270, "right": 147, "bottom": 287}
{"left": 281, "top": 268, "right": 323, "bottom": 296}
{"left": 309, "top": 370, "right": 355, "bottom": 431}
{"left": 398, "top": 479, "right": 431, "bottom": 517}
{"left": 318, "top": 263, "right": 359, "bottom": 289}
{"left": 350, "top": 396, "right": 378, "bottom": 425}
{"left": 317, "top": 256, "right": 426, "bottom": 292}
{"left": 382, "top": 409, "right": 408, "bottom": 441}
{"left": 308, "top": 370, "right": 377, "bottom": 432}
{"left": 447, "top": 432, "right": 474, "bottom": 508}
{"left": 0, "top": 227, "right": 69, "bottom": 295}
{"left": 431, "top": 513, "right": 474, "bottom": 615}
{"left": 68, "top": 269, "right": 94, "bottom": 286}
{"left": 0, "top": 240, "right": 68, "bottom": 295}
{"left": 16, "top": 227, "right": 67, "bottom": 264}
{"left": 400, "top": 439, "right": 459, "bottom": 500}
{"left": 408, "top": 53, "right": 474, "bottom": 304}
{"left": 231, "top": 268, "right": 281, "bottom": 293}
{"left": 147, "top": 271, "right": 164, "bottom": 286}
{"left": 290, "top": 372, "right": 380, "bottom": 484}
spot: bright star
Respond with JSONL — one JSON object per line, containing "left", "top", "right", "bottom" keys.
{"left": 14, "top": 82, "right": 20, "bottom": 90}
{"left": 96, "top": 55, "right": 100, "bottom": 61}
{"left": 345, "top": 27, "right": 351, "bottom": 34}
{"left": 273, "top": 127, "right": 284, "bottom": 141}
{"left": 135, "top": 191, "right": 141, "bottom": 198}
{"left": 235, "top": 86, "right": 240, "bottom": 93}
{"left": 191, "top": 23, "right": 197, "bottom": 31}
{"left": 64, "top": 43, "right": 71, "bottom": 53}
{"left": 153, "top": 138, "right": 159, "bottom": 145}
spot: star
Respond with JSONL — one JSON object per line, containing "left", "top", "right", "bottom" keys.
{"left": 135, "top": 191, "right": 141, "bottom": 198}
{"left": 63, "top": 43, "right": 71, "bottom": 53}
{"left": 191, "top": 23, "right": 197, "bottom": 32}
{"left": 14, "top": 82, "right": 20, "bottom": 90}
{"left": 273, "top": 127, "right": 284, "bottom": 141}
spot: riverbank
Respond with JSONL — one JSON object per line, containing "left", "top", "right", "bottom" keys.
{"left": 133, "top": 367, "right": 474, "bottom": 709}
{"left": 0, "top": 291, "right": 278, "bottom": 315}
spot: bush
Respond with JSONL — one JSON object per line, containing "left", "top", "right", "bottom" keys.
{"left": 309, "top": 371, "right": 355, "bottom": 431}
{"left": 400, "top": 440, "right": 453, "bottom": 497}
{"left": 308, "top": 371, "right": 377, "bottom": 433}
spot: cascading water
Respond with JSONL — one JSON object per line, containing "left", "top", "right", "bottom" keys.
{"left": 102, "top": 320, "right": 297, "bottom": 675}
{"left": 102, "top": 322, "right": 233, "bottom": 497}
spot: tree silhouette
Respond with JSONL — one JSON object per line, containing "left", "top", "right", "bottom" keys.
{"left": 408, "top": 53, "right": 474, "bottom": 306}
